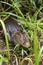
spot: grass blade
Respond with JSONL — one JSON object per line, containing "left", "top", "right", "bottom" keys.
{"left": 0, "top": 19, "right": 10, "bottom": 59}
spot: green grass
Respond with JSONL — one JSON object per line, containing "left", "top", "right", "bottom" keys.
{"left": 0, "top": 19, "right": 10, "bottom": 59}
{"left": 0, "top": 0, "right": 43, "bottom": 65}
{"left": 20, "top": 57, "right": 33, "bottom": 65}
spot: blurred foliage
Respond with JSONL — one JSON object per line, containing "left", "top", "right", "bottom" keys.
{"left": 0, "top": 0, "right": 43, "bottom": 48}
{"left": 0, "top": 0, "right": 43, "bottom": 65}
{"left": 0, "top": 0, "right": 43, "bottom": 47}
